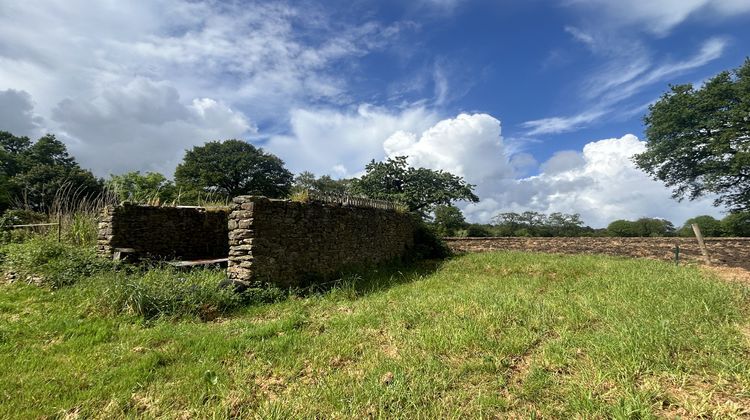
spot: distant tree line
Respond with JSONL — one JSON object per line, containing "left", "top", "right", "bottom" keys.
{"left": 604, "top": 214, "right": 749, "bottom": 237}
{"left": 431, "top": 208, "right": 596, "bottom": 238}
{"left": 429, "top": 205, "right": 750, "bottom": 238}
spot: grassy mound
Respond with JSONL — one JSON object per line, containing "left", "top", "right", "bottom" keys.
{"left": 1, "top": 252, "right": 749, "bottom": 417}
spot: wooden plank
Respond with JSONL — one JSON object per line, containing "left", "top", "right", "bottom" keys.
{"left": 9, "top": 222, "right": 59, "bottom": 228}
{"left": 691, "top": 223, "right": 712, "bottom": 265}
{"left": 167, "top": 258, "right": 228, "bottom": 268}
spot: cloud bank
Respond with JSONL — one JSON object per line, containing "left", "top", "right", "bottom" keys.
{"left": 0, "top": 0, "right": 413, "bottom": 176}
{"left": 382, "top": 113, "right": 721, "bottom": 227}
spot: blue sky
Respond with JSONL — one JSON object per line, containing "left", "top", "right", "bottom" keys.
{"left": 1, "top": 0, "right": 749, "bottom": 226}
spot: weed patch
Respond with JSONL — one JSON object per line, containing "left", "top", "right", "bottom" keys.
{"left": 1, "top": 236, "right": 115, "bottom": 288}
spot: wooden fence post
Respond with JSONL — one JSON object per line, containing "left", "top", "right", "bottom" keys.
{"left": 57, "top": 213, "right": 62, "bottom": 243}
{"left": 691, "top": 223, "right": 711, "bottom": 265}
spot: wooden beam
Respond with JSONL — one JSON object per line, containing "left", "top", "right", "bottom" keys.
{"left": 167, "top": 258, "right": 228, "bottom": 268}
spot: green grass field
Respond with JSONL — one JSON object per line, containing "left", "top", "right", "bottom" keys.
{"left": 1, "top": 251, "right": 749, "bottom": 418}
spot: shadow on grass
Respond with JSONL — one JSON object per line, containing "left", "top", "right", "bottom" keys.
{"left": 294, "top": 258, "right": 447, "bottom": 298}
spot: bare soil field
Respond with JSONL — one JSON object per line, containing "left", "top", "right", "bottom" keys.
{"left": 444, "top": 237, "right": 750, "bottom": 270}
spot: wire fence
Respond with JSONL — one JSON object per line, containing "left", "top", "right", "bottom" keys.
{"left": 306, "top": 190, "right": 405, "bottom": 212}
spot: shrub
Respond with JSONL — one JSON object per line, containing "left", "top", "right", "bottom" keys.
{"left": 1, "top": 236, "right": 114, "bottom": 288}
{"left": 410, "top": 221, "right": 451, "bottom": 260}
{"left": 466, "top": 225, "right": 492, "bottom": 237}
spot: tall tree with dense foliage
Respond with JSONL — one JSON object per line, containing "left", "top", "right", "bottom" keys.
{"left": 350, "top": 156, "right": 478, "bottom": 217}
{"left": 721, "top": 212, "right": 750, "bottom": 237}
{"left": 493, "top": 211, "right": 590, "bottom": 237}
{"left": 433, "top": 205, "right": 467, "bottom": 236}
{"left": 634, "top": 59, "right": 750, "bottom": 212}
{"left": 606, "top": 220, "right": 639, "bottom": 237}
{"left": 174, "top": 140, "right": 293, "bottom": 199}
{"left": 606, "top": 218, "right": 675, "bottom": 237}
{"left": 677, "top": 215, "right": 723, "bottom": 237}
{"left": 0, "top": 131, "right": 101, "bottom": 212}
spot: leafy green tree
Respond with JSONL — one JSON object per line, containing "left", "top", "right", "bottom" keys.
{"left": 634, "top": 59, "right": 750, "bottom": 212}
{"left": 546, "top": 212, "right": 587, "bottom": 237}
{"left": 1, "top": 132, "right": 31, "bottom": 209}
{"left": 0, "top": 131, "right": 101, "bottom": 212}
{"left": 0, "top": 175, "right": 10, "bottom": 211}
{"left": 634, "top": 217, "right": 675, "bottom": 237}
{"left": 174, "top": 140, "right": 293, "bottom": 199}
{"left": 314, "top": 175, "right": 351, "bottom": 195}
{"left": 106, "top": 171, "right": 176, "bottom": 204}
{"left": 607, "top": 220, "right": 638, "bottom": 237}
{"left": 292, "top": 171, "right": 316, "bottom": 194}
{"left": 350, "top": 156, "right": 478, "bottom": 217}
{"left": 492, "top": 212, "right": 526, "bottom": 236}
{"left": 607, "top": 218, "right": 675, "bottom": 237}
{"left": 492, "top": 211, "right": 590, "bottom": 237}
{"left": 433, "top": 205, "right": 467, "bottom": 236}
{"left": 721, "top": 212, "right": 750, "bottom": 236}
{"left": 292, "top": 171, "right": 351, "bottom": 195}
{"left": 677, "top": 215, "right": 723, "bottom": 237}
{"left": 0, "top": 131, "right": 31, "bottom": 178}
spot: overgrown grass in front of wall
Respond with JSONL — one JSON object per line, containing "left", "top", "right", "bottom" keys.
{"left": 98, "top": 268, "right": 285, "bottom": 321}
{"left": 1, "top": 235, "right": 113, "bottom": 288}
{"left": 0, "top": 236, "right": 285, "bottom": 320}
{"left": 1, "top": 251, "right": 749, "bottom": 418}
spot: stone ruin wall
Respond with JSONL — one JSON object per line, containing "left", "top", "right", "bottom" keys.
{"left": 227, "top": 196, "right": 416, "bottom": 287}
{"left": 443, "top": 237, "right": 750, "bottom": 269}
{"left": 97, "top": 204, "right": 230, "bottom": 260}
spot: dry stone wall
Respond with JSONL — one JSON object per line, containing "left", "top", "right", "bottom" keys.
{"left": 97, "top": 204, "right": 230, "bottom": 260}
{"left": 444, "top": 237, "right": 750, "bottom": 269}
{"left": 227, "top": 196, "right": 416, "bottom": 287}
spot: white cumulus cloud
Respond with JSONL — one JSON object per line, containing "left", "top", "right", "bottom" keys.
{"left": 265, "top": 105, "right": 440, "bottom": 177}
{"left": 478, "top": 134, "right": 722, "bottom": 227}
{"left": 377, "top": 114, "right": 723, "bottom": 227}
{"left": 383, "top": 113, "right": 515, "bottom": 182}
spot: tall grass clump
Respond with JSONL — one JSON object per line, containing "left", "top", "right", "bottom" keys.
{"left": 50, "top": 183, "right": 118, "bottom": 247}
{"left": 100, "top": 267, "right": 284, "bottom": 320}
{"left": 2, "top": 236, "right": 116, "bottom": 288}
